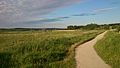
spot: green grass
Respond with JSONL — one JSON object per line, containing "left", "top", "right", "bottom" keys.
{"left": 0, "top": 30, "right": 103, "bottom": 68}
{"left": 94, "top": 31, "right": 120, "bottom": 68}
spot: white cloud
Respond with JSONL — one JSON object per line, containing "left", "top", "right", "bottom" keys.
{"left": 93, "top": 7, "right": 118, "bottom": 13}
{"left": 0, "top": 0, "right": 80, "bottom": 27}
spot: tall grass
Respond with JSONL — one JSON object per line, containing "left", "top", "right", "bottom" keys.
{"left": 0, "top": 30, "right": 103, "bottom": 68}
{"left": 94, "top": 31, "right": 120, "bottom": 68}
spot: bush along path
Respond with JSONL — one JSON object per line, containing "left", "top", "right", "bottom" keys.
{"left": 75, "top": 31, "right": 111, "bottom": 68}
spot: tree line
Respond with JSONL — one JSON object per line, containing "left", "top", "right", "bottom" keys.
{"left": 67, "top": 23, "right": 120, "bottom": 31}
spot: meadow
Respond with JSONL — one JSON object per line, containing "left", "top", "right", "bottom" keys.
{"left": 0, "top": 30, "right": 103, "bottom": 68}
{"left": 94, "top": 31, "right": 120, "bottom": 68}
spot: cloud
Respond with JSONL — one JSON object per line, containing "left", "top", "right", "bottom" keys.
{"left": 93, "top": 7, "right": 117, "bottom": 13}
{"left": 111, "top": 2, "right": 120, "bottom": 5}
{"left": 24, "top": 18, "right": 62, "bottom": 24}
{"left": 57, "top": 16, "right": 70, "bottom": 19}
{"left": 107, "top": 0, "right": 120, "bottom": 5}
{"left": 0, "top": 0, "right": 80, "bottom": 27}
{"left": 72, "top": 7, "right": 118, "bottom": 17}
{"left": 23, "top": 16, "right": 70, "bottom": 24}
{"left": 9, "top": 18, "right": 66, "bottom": 28}
{"left": 72, "top": 13, "right": 96, "bottom": 16}
{"left": 8, "top": 16, "right": 70, "bottom": 27}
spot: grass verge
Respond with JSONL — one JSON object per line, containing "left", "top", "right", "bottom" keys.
{"left": 94, "top": 31, "right": 120, "bottom": 68}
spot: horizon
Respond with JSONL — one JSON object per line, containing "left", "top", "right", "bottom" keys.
{"left": 0, "top": 23, "right": 120, "bottom": 29}
{"left": 0, "top": 0, "right": 120, "bottom": 28}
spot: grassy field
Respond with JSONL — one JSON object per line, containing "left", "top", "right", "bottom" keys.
{"left": 0, "top": 30, "right": 103, "bottom": 68}
{"left": 94, "top": 31, "right": 120, "bottom": 68}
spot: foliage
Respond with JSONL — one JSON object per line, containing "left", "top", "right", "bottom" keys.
{"left": 94, "top": 31, "right": 120, "bottom": 68}
{"left": 0, "top": 30, "right": 102, "bottom": 68}
{"left": 67, "top": 23, "right": 120, "bottom": 30}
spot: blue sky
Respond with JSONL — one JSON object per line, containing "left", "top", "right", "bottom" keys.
{"left": 0, "top": 0, "right": 120, "bottom": 28}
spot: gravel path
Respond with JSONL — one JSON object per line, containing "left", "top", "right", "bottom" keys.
{"left": 75, "top": 31, "right": 111, "bottom": 68}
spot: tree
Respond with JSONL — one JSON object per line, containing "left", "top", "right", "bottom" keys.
{"left": 67, "top": 25, "right": 75, "bottom": 30}
{"left": 85, "top": 23, "right": 99, "bottom": 30}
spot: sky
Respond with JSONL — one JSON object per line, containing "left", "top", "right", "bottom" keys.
{"left": 0, "top": 0, "right": 120, "bottom": 28}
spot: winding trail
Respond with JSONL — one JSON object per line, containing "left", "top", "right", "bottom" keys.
{"left": 75, "top": 31, "right": 111, "bottom": 68}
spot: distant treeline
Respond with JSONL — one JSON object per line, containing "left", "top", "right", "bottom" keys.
{"left": 0, "top": 28, "right": 66, "bottom": 31}
{"left": 67, "top": 23, "right": 120, "bottom": 31}
{"left": 0, "top": 23, "right": 120, "bottom": 31}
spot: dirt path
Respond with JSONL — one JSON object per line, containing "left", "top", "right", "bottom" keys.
{"left": 75, "top": 31, "right": 111, "bottom": 68}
